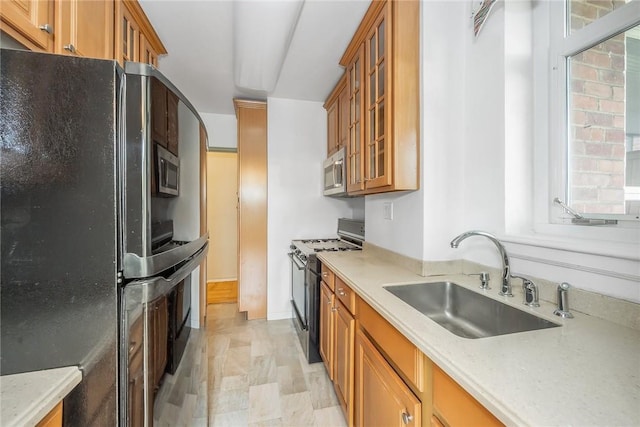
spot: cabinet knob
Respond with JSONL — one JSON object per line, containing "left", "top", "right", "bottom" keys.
{"left": 322, "top": 272, "right": 328, "bottom": 277}
{"left": 39, "top": 24, "right": 53, "bottom": 34}
{"left": 401, "top": 411, "right": 413, "bottom": 425}
{"left": 331, "top": 307, "right": 337, "bottom": 312}
{"left": 337, "top": 289, "right": 346, "bottom": 296}
{"left": 64, "top": 44, "right": 76, "bottom": 53}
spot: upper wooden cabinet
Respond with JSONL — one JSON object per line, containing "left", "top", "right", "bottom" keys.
{"left": 115, "top": 0, "right": 166, "bottom": 66}
{"left": 140, "top": 32, "right": 158, "bottom": 67}
{"left": 324, "top": 73, "right": 348, "bottom": 156}
{"left": 346, "top": 45, "right": 365, "bottom": 193}
{"left": 341, "top": 0, "right": 420, "bottom": 195}
{"left": 55, "top": 0, "right": 113, "bottom": 59}
{"left": 1, "top": 0, "right": 165, "bottom": 65}
{"left": 0, "top": 0, "right": 54, "bottom": 51}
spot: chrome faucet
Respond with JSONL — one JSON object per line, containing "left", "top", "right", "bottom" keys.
{"left": 450, "top": 230, "right": 513, "bottom": 297}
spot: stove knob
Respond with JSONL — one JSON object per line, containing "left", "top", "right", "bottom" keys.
{"left": 290, "top": 244, "right": 296, "bottom": 250}
{"left": 300, "top": 254, "right": 307, "bottom": 263}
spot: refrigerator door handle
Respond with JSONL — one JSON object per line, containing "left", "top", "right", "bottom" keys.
{"left": 122, "top": 241, "right": 208, "bottom": 308}
{"left": 123, "top": 232, "right": 209, "bottom": 279}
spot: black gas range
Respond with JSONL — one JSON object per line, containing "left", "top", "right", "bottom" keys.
{"left": 288, "top": 218, "right": 364, "bottom": 363}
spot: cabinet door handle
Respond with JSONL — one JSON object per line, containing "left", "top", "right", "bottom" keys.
{"left": 401, "top": 411, "right": 413, "bottom": 425}
{"left": 337, "top": 289, "right": 346, "bottom": 296}
{"left": 64, "top": 44, "right": 76, "bottom": 53}
{"left": 128, "top": 343, "right": 137, "bottom": 354}
{"left": 39, "top": 24, "right": 53, "bottom": 34}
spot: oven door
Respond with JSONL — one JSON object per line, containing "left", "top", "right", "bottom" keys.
{"left": 288, "top": 252, "right": 307, "bottom": 329}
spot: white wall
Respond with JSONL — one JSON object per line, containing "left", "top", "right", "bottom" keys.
{"left": 200, "top": 112, "right": 237, "bottom": 150}
{"left": 267, "top": 97, "right": 364, "bottom": 319}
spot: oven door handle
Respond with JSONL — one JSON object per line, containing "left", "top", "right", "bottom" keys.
{"left": 288, "top": 252, "right": 306, "bottom": 270}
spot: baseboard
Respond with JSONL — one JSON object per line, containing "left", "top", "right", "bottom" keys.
{"left": 267, "top": 310, "right": 293, "bottom": 321}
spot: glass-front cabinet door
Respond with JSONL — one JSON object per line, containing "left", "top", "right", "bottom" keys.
{"left": 347, "top": 45, "right": 366, "bottom": 193}
{"left": 364, "top": 7, "right": 391, "bottom": 189}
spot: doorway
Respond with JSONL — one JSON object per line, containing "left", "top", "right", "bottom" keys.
{"left": 206, "top": 151, "right": 238, "bottom": 303}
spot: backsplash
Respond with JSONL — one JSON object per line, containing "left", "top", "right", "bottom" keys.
{"left": 363, "top": 242, "right": 640, "bottom": 331}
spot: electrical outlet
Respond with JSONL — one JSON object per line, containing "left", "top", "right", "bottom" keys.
{"left": 383, "top": 202, "right": 393, "bottom": 220}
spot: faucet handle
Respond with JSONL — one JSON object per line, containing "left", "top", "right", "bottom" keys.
{"left": 469, "top": 272, "right": 490, "bottom": 289}
{"left": 512, "top": 275, "right": 540, "bottom": 307}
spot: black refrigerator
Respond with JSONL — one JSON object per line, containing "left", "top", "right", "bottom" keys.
{"left": 0, "top": 48, "right": 208, "bottom": 426}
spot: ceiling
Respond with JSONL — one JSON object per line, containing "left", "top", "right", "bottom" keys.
{"left": 139, "top": 0, "right": 370, "bottom": 116}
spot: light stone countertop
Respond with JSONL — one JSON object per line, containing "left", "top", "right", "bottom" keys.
{"left": 318, "top": 250, "right": 640, "bottom": 426}
{"left": 0, "top": 366, "right": 81, "bottom": 427}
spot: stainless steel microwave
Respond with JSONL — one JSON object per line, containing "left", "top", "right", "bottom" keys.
{"left": 323, "top": 147, "right": 347, "bottom": 197}
{"left": 156, "top": 144, "right": 179, "bottom": 196}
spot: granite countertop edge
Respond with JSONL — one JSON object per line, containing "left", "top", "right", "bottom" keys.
{"left": 0, "top": 366, "right": 82, "bottom": 426}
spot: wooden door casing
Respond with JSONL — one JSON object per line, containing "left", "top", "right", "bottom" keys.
{"left": 235, "top": 99, "right": 267, "bottom": 320}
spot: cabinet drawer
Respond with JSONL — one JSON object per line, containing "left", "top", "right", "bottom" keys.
{"left": 335, "top": 276, "right": 356, "bottom": 314}
{"left": 357, "top": 297, "right": 424, "bottom": 393}
{"left": 433, "top": 366, "right": 503, "bottom": 427}
{"left": 321, "top": 264, "right": 335, "bottom": 291}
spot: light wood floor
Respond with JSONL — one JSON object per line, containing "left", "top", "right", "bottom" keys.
{"left": 206, "top": 303, "right": 347, "bottom": 427}
{"left": 207, "top": 280, "right": 238, "bottom": 304}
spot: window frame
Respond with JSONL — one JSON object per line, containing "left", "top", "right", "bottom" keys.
{"left": 545, "top": 0, "right": 640, "bottom": 229}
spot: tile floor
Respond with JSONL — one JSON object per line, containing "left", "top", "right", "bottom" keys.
{"left": 154, "top": 328, "right": 208, "bottom": 427}
{"left": 206, "top": 303, "right": 347, "bottom": 427}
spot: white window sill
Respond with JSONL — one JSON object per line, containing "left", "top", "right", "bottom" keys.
{"left": 499, "top": 230, "right": 639, "bottom": 262}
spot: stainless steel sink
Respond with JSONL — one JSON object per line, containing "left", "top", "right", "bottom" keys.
{"left": 384, "top": 281, "right": 560, "bottom": 339}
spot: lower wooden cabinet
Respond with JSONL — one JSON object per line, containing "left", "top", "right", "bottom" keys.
{"left": 334, "top": 299, "right": 355, "bottom": 423}
{"left": 36, "top": 401, "right": 63, "bottom": 427}
{"left": 319, "top": 281, "right": 335, "bottom": 381}
{"left": 432, "top": 366, "right": 502, "bottom": 427}
{"left": 127, "top": 315, "right": 145, "bottom": 427}
{"left": 151, "top": 295, "right": 168, "bottom": 390}
{"left": 319, "top": 264, "right": 505, "bottom": 427}
{"left": 355, "top": 329, "right": 421, "bottom": 427}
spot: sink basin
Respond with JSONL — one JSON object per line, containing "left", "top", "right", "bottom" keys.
{"left": 384, "top": 281, "right": 560, "bottom": 339}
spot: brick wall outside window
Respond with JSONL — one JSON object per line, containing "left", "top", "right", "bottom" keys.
{"left": 569, "top": 0, "right": 627, "bottom": 214}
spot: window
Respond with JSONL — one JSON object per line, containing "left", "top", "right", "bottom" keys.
{"left": 549, "top": 0, "right": 640, "bottom": 225}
